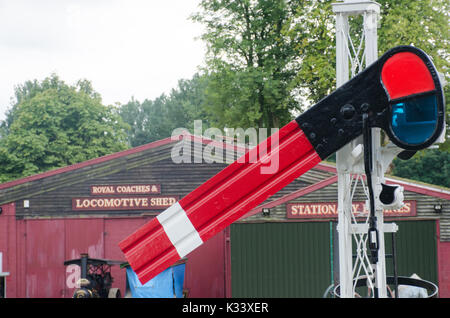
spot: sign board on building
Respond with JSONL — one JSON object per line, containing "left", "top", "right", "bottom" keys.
{"left": 72, "top": 184, "right": 178, "bottom": 211}
{"left": 287, "top": 200, "right": 416, "bottom": 219}
{"left": 90, "top": 184, "right": 161, "bottom": 195}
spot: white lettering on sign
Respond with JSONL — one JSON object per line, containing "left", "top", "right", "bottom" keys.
{"left": 287, "top": 201, "right": 416, "bottom": 218}
{"left": 90, "top": 184, "right": 161, "bottom": 195}
{"left": 72, "top": 196, "right": 178, "bottom": 211}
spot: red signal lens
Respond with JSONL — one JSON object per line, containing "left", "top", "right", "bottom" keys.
{"left": 381, "top": 52, "right": 435, "bottom": 100}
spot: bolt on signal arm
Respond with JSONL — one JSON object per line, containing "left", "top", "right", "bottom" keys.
{"left": 119, "top": 46, "right": 445, "bottom": 284}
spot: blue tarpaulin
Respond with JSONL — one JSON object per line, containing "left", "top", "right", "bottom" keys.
{"left": 125, "top": 263, "right": 185, "bottom": 298}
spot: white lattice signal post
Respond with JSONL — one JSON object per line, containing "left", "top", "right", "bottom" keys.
{"left": 332, "top": 0, "right": 400, "bottom": 298}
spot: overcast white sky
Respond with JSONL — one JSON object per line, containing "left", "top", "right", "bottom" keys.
{"left": 0, "top": 0, "right": 206, "bottom": 120}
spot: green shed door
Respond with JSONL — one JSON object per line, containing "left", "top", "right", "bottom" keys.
{"left": 230, "top": 222, "right": 332, "bottom": 298}
{"left": 385, "top": 220, "right": 438, "bottom": 285}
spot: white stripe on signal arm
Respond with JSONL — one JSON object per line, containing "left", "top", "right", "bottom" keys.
{"left": 156, "top": 202, "right": 203, "bottom": 257}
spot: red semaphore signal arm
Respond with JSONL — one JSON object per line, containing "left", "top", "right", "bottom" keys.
{"left": 119, "top": 46, "right": 445, "bottom": 284}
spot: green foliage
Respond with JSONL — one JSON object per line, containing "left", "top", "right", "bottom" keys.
{"left": 0, "top": 74, "right": 129, "bottom": 182}
{"left": 192, "top": 0, "right": 306, "bottom": 129}
{"left": 392, "top": 150, "right": 450, "bottom": 188}
{"left": 119, "top": 74, "right": 210, "bottom": 147}
{"left": 188, "top": 0, "right": 449, "bottom": 188}
{"left": 192, "top": 0, "right": 448, "bottom": 133}
{"left": 289, "top": 0, "right": 337, "bottom": 103}
{"left": 119, "top": 96, "right": 169, "bottom": 147}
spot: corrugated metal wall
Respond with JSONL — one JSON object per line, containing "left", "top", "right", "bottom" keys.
{"left": 25, "top": 219, "right": 66, "bottom": 298}
{"left": 231, "top": 220, "right": 438, "bottom": 298}
{"left": 384, "top": 220, "right": 438, "bottom": 284}
{"left": 0, "top": 213, "right": 227, "bottom": 298}
{"left": 230, "top": 222, "right": 332, "bottom": 298}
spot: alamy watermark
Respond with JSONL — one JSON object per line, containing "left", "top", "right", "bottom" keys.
{"left": 170, "top": 120, "right": 280, "bottom": 174}
{"left": 66, "top": 264, "right": 81, "bottom": 289}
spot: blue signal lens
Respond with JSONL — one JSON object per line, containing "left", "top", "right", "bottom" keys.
{"left": 391, "top": 94, "right": 438, "bottom": 145}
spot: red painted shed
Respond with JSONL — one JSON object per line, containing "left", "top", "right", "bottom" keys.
{"left": 0, "top": 134, "right": 238, "bottom": 298}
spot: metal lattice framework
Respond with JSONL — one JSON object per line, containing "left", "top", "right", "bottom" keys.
{"left": 333, "top": 0, "right": 393, "bottom": 298}
{"left": 348, "top": 175, "right": 375, "bottom": 294}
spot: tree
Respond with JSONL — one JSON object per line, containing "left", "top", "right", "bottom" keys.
{"left": 391, "top": 150, "right": 450, "bottom": 188}
{"left": 119, "top": 97, "right": 161, "bottom": 147}
{"left": 165, "top": 74, "right": 211, "bottom": 129}
{"left": 192, "top": 0, "right": 449, "bottom": 133}
{"left": 119, "top": 74, "right": 210, "bottom": 147}
{"left": 0, "top": 74, "right": 129, "bottom": 182}
{"left": 192, "top": 0, "right": 305, "bottom": 129}
{"left": 188, "top": 0, "right": 449, "bottom": 187}
{"left": 288, "top": 0, "right": 337, "bottom": 104}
